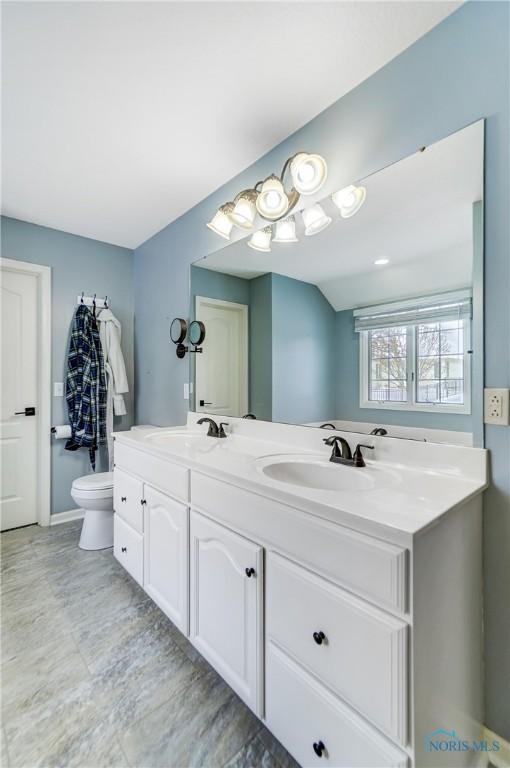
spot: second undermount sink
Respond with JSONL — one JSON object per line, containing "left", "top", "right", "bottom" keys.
{"left": 257, "top": 454, "right": 397, "bottom": 492}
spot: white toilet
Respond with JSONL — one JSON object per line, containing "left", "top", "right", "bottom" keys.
{"left": 71, "top": 471, "right": 114, "bottom": 550}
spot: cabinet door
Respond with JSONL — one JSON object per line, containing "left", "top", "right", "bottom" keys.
{"left": 190, "top": 510, "right": 263, "bottom": 715}
{"left": 144, "top": 485, "right": 189, "bottom": 634}
{"left": 114, "top": 468, "right": 144, "bottom": 533}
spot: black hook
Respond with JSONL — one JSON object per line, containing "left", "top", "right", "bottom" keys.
{"left": 104, "top": 295, "right": 108, "bottom": 308}
{"left": 80, "top": 292, "right": 84, "bottom": 304}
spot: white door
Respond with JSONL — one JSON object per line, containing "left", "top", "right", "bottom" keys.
{"left": 0, "top": 268, "right": 39, "bottom": 530}
{"left": 195, "top": 296, "right": 248, "bottom": 417}
{"left": 190, "top": 510, "right": 263, "bottom": 714}
{"left": 144, "top": 485, "right": 189, "bottom": 634}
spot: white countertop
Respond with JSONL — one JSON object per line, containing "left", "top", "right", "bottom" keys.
{"left": 113, "top": 416, "right": 487, "bottom": 541}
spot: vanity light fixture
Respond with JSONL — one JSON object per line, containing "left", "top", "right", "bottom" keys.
{"left": 331, "top": 184, "right": 367, "bottom": 218}
{"left": 374, "top": 258, "right": 389, "bottom": 266}
{"left": 206, "top": 203, "right": 235, "bottom": 240}
{"left": 206, "top": 151, "right": 327, "bottom": 236}
{"left": 302, "top": 204, "right": 332, "bottom": 236}
{"left": 256, "top": 175, "right": 290, "bottom": 220}
{"left": 248, "top": 226, "right": 273, "bottom": 252}
{"left": 230, "top": 190, "right": 259, "bottom": 229}
{"left": 273, "top": 215, "right": 298, "bottom": 243}
{"left": 289, "top": 153, "right": 328, "bottom": 195}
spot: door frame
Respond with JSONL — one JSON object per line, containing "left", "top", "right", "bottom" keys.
{"left": 1, "top": 257, "right": 51, "bottom": 527}
{"left": 195, "top": 295, "right": 249, "bottom": 416}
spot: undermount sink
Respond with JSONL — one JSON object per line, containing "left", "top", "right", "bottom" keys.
{"left": 257, "top": 454, "right": 396, "bottom": 492}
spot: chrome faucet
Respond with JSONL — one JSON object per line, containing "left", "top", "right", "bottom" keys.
{"left": 197, "top": 417, "right": 228, "bottom": 438}
{"left": 323, "top": 436, "right": 374, "bottom": 468}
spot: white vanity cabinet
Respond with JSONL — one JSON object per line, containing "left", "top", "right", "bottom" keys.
{"left": 113, "top": 441, "right": 191, "bottom": 632}
{"left": 113, "top": 430, "right": 484, "bottom": 768}
{"left": 144, "top": 486, "right": 189, "bottom": 634}
{"left": 189, "top": 510, "right": 264, "bottom": 715}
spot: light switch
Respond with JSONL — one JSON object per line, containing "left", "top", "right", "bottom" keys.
{"left": 53, "top": 382, "right": 64, "bottom": 397}
{"left": 183, "top": 382, "right": 189, "bottom": 400}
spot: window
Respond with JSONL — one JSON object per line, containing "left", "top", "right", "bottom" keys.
{"left": 356, "top": 292, "right": 471, "bottom": 414}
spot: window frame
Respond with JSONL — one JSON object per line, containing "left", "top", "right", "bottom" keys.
{"left": 359, "top": 319, "right": 472, "bottom": 415}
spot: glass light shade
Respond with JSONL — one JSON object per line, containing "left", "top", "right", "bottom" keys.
{"left": 331, "top": 185, "right": 366, "bottom": 218}
{"left": 301, "top": 204, "right": 332, "bottom": 236}
{"left": 230, "top": 191, "right": 258, "bottom": 229}
{"left": 247, "top": 226, "right": 272, "bottom": 252}
{"left": 273, "top": 215, "right": 298, "bottom": 243}
{"left": 256, "top": 175, "right": 289, "bottom": 220}
{"left": 206, "top": 203, "right": 234, "bottom": 239}
{"left": 290, "top": 153, "right": 328, "bottom": 195}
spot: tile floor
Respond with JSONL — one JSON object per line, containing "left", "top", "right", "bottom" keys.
{"left": 1, "top": 520, "right": 299, "bottom": 768}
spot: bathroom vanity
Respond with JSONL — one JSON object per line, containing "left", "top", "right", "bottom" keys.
{"left": 113, "top": 416, "right": 487, "bottom": 768}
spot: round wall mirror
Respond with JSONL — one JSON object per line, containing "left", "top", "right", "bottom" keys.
{"left": 170, "top": 317, "right": 187, "bottom": 344}
{"left": 189, "top": 320, "right": 206, "bottom": 346}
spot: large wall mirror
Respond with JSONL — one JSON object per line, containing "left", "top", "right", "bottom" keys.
{"left": 189, "top": 121, "right": 484, "bottom": 445}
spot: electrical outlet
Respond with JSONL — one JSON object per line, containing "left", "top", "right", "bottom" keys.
{"left": 484, "top": 388, "right": 510, "bottom": 425}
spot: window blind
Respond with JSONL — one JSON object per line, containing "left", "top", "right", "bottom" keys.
{"left": 353, "top": 290, "right": 472, "bottom": 332}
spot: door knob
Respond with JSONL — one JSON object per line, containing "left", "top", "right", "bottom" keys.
{"left": 245, "top": 567, "right": 256, "bottom": 578}
{"left": 313, "top": 631, "right": 326, "bottom": 645}
{"left": 313, "top": 741, "right": 325, "bottom": 758}
{"left": 14, "top": 407, "right": 36, "bottom": 416}
{"left": 200, "top": 400, "right": 213, "bottom": 407}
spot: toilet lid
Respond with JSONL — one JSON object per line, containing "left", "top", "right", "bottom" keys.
{"left": 72, "top": 471, "right": 113, "bottom": 491}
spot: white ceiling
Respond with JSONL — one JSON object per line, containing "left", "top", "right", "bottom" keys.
{"left": 196, "top": 120, "right": 483, "bottom": 310}
{"left": 1, "top": 1, "right": 460, "bottom": 249}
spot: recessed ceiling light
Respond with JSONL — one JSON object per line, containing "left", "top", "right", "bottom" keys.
{"left": 374, "top": 258, "right": 389, "bottom": 266}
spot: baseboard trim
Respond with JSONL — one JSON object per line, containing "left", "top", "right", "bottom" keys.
{"left": 484, "top": 727, "right": 510, "bottom": 768}
{"left": 50, "top": 509, "right": 84, "bottom": 526}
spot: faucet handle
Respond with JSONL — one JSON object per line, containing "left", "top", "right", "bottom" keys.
{"left": 218, "top": 422, "right": 229, "bottom": 438}
{"left": 353, "top": 444, "right": 374, "bottom": 467}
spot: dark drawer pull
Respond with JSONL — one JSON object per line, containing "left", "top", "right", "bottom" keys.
{"left": 121, "top": 546, "right": 127, "bottom": 553}
{"left": 141, "top": 499, "right": 147, "bottom": 506}
{"left": 313, "top": 631, "right": 326, "bottom": 645}
{"left": 313, "top": 741, "right": 325, "bottom": 758}
{"left": 121, "top": 496, "right": 127, "bottom": 502}
{"left": 245, "top": 567, "right": 255, "bottom": 578}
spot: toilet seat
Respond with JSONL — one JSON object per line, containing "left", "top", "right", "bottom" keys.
{"left": 72, "top": 471, "right": 113, "bottom": 493}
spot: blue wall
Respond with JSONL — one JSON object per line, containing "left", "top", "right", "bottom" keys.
{"left": 249, "top": 274, "right": 273, "bottom": 421}
{"left": 1, "top": 216, "right": 134, "bottom": 515}
{"left": 133, "top": 3, "right": 509, "bottom": 736}
{"left": 190, "top": 264, "right": 250, "bottom": 307}
{"left": 272, "top": 274, "right": 336, "bottom": 424}
{"left": 335, "top": 309, "right": 473, "bottom": 431}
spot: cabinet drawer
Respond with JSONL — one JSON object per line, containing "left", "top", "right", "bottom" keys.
{"left": 115, "top": 441, "right": 189, "bottom": 503}
{"left": 191, "top": 472, "right": 408, "bottom": 613}
{"left": 114, "top": 514, "right": 144, "bottom": 587}
{"left": 266, "top": 643, "right": 408, "bottom": 768}
{"left": 267, "top": 553, "right": 407, "bottom": 744}
{"left": 114, "top": 468, "right": 144, "bottom": 533}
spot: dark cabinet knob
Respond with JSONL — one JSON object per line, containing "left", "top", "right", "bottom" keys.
{"left": 141, "top": 499, "right": 147, "bottom": 506}
{"left": 121, "top": 546, "right": 127, "bottom": 553}
{"left": 121, "top": 496, "right": 126, "bottom": 502}
{"left": 313, "top": 631, "right": 326, "bottom": 645}
{"left": 313, "top": 741, "right": 325, "bottom": 758}
{"left": 245, "top": 567, "right": 256, "bottom": 578}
